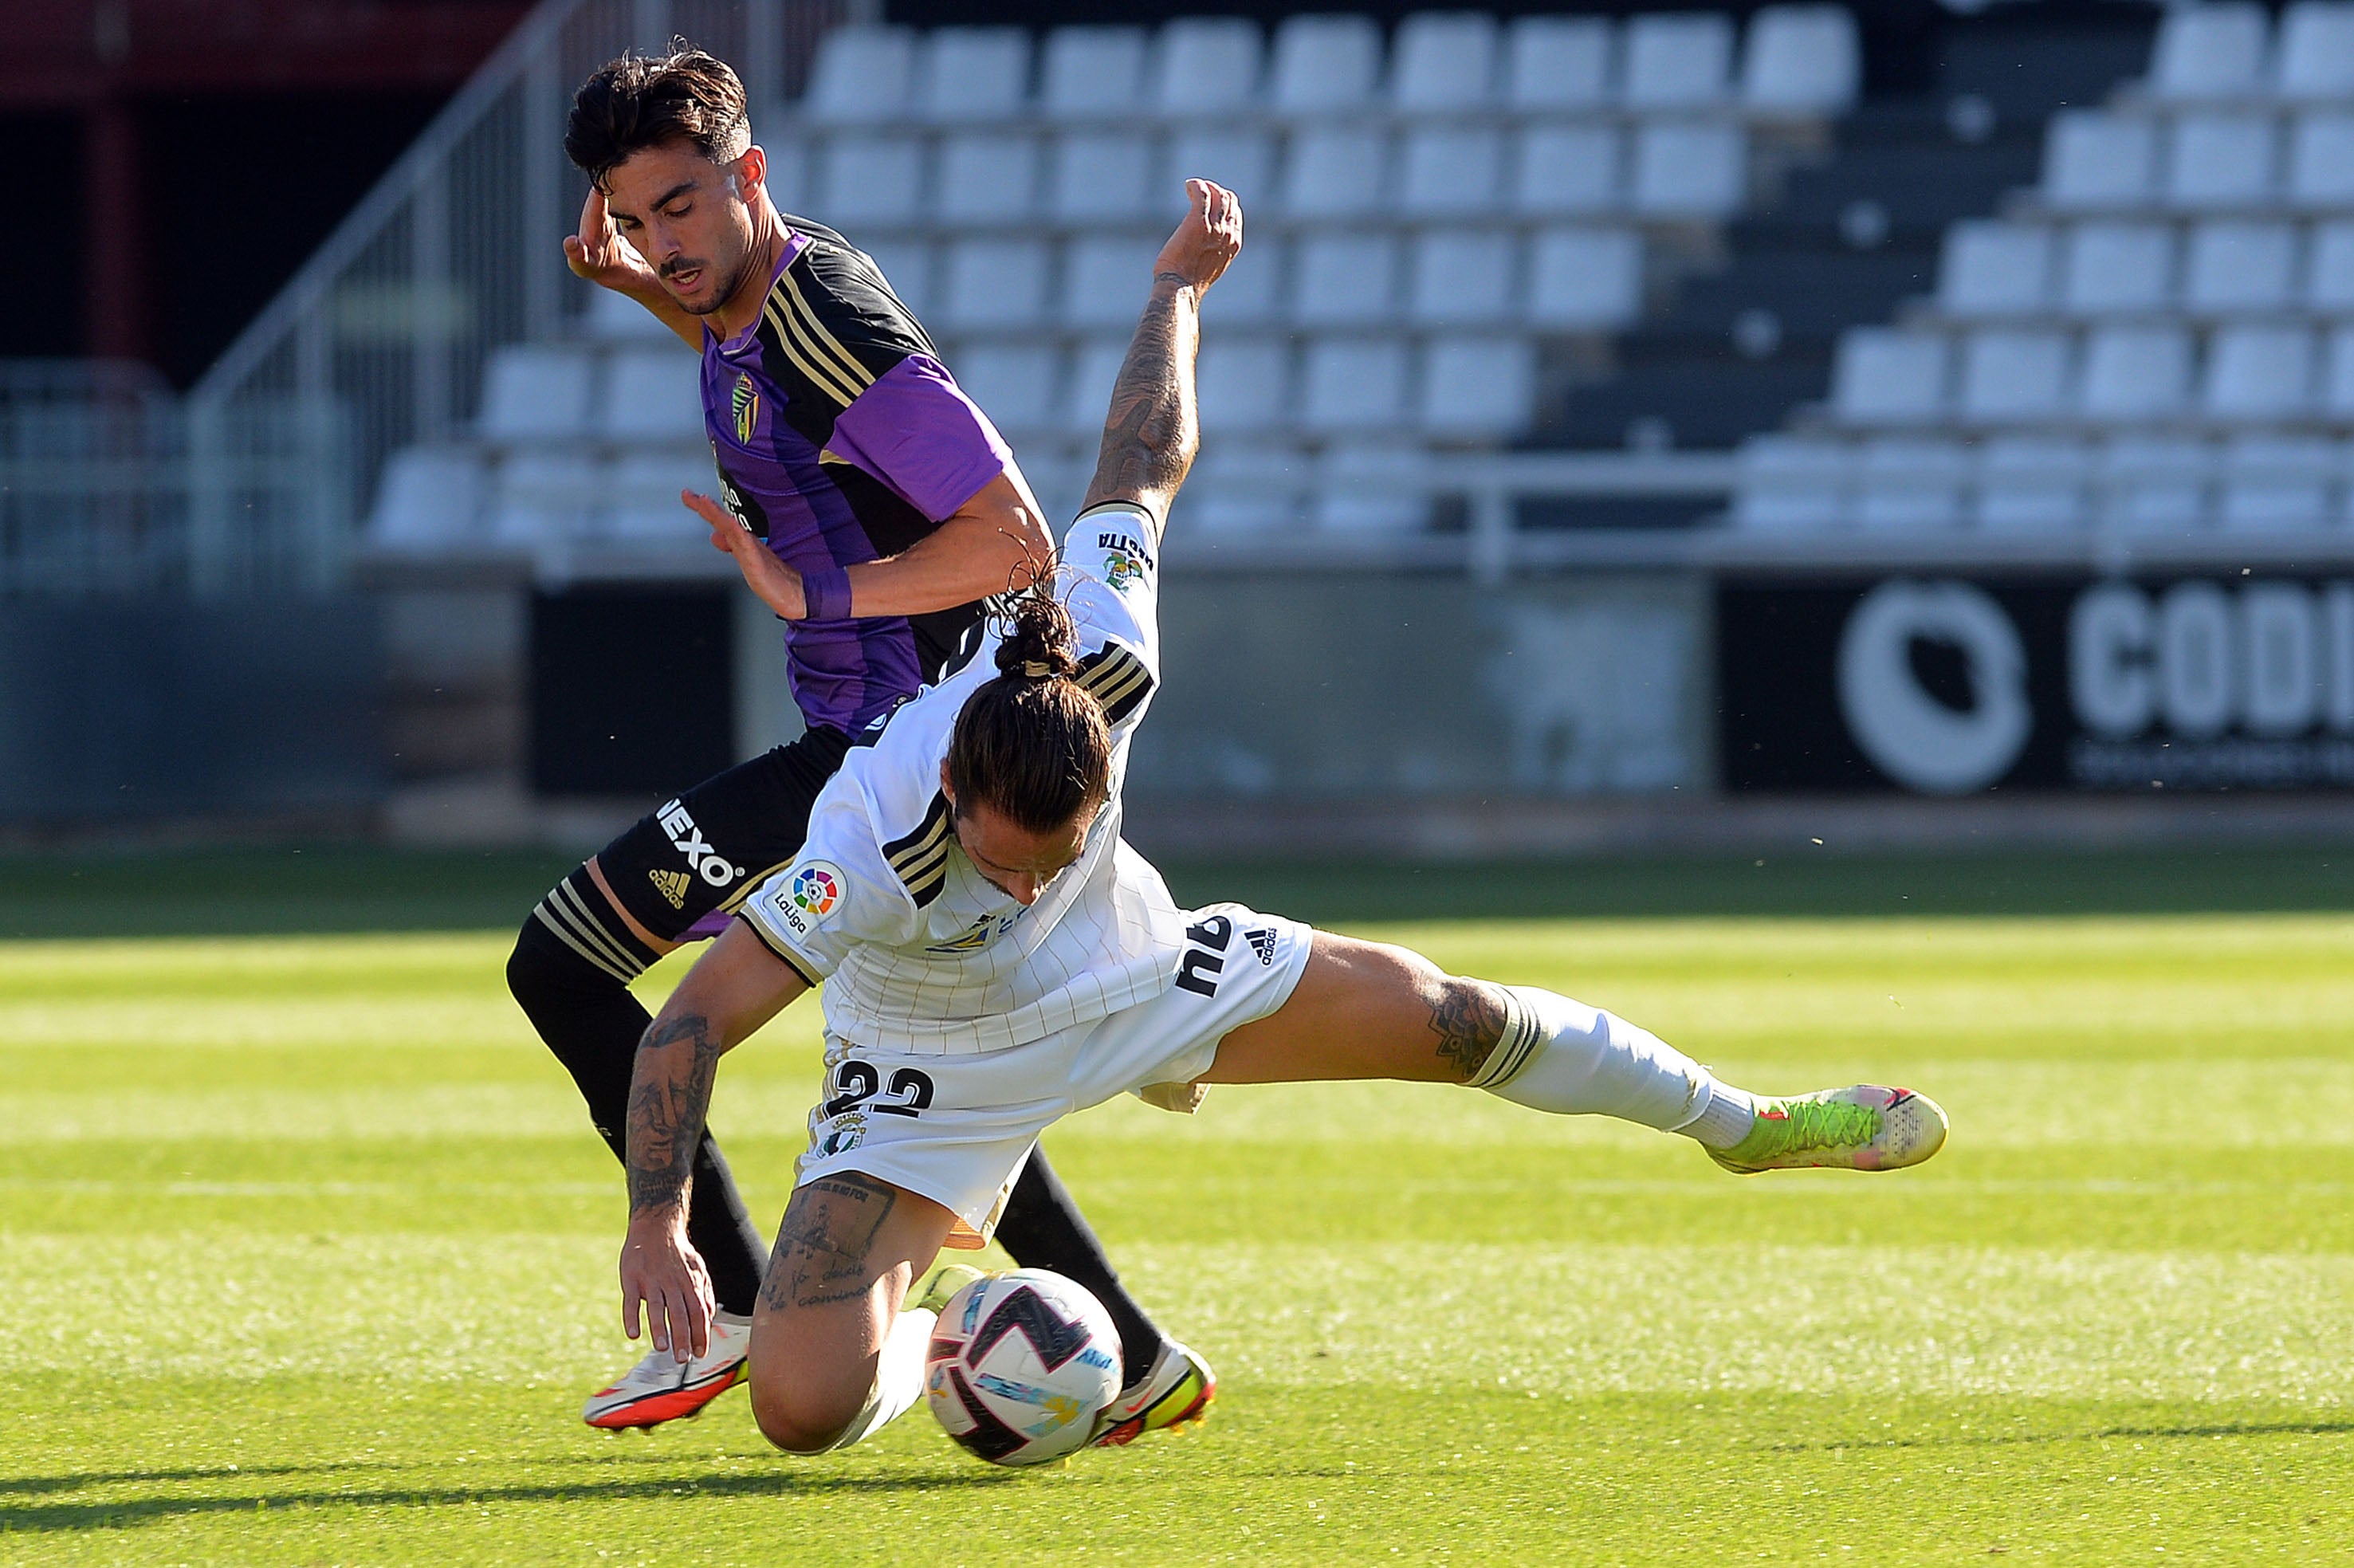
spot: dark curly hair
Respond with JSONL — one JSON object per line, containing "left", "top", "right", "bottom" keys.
{"left": 566, "top": 45, "right": 751, "bottom": 190}
{"left": 945, "top": 591, "right": 1114, "bottom": 835}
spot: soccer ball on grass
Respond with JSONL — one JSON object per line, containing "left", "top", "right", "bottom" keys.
{"left": 924, "top": 1267, "right": 1121, "bottom": 1466}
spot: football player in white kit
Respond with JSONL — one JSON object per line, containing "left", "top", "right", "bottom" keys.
{"left": 616, "top": 180, "right": 1951, "bottom": 1457}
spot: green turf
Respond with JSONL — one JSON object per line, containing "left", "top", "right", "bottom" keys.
{"left": 5, "top": 882, "right": 2352, "bottom": 1560}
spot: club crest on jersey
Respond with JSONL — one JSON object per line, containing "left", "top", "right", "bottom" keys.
{"left": 1096, "top": 530, "right": 1151, "bottom": 594}
{"left": 926, "top": 910, "right": 1020, "bottom": 954}
{"left": 658, "top": 800, "right": 739, "bottom": 887}
{"left": 731, "top": 372, "right": 760, "bottom": 443}
{"left": 792, "top": 863, "right": 843, "bottom": 918}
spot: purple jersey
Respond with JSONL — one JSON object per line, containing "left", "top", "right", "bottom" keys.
{"left": 703, "top": 217, "right": 1012, "bottom": 733}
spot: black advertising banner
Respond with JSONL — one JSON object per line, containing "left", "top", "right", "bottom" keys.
{"left": 1719, "top": 575, "right": 2354, "bottom": 794}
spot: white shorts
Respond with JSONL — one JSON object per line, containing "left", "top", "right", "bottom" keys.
{"left": 792, "top": 903, "right": 1312, "bottom": 1247}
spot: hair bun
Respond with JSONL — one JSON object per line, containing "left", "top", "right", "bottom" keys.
{"left": 993, "top": 591, "right": 1082, "bottom": 681}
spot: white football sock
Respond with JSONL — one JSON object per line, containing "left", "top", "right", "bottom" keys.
{"left": 821, "top": 1306, "right": 935, "bottom": 1452}
{"left": 1471, "top": 985, "right": 1739, "bottom": 1142}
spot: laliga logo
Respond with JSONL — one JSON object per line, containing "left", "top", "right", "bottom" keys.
{"left": 1837, "top": 580, "right": 2033, "bottom": 795}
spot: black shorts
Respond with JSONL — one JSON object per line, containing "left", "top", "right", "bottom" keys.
{"left": 596, "top": 725, "right": 856, "bottom": 944}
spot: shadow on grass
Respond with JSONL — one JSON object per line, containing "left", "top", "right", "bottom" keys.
{"left": 1760, "top": 1417, "right": 2354, "bottom": 1455}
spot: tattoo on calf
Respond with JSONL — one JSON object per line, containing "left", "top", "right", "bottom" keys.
{"left": 1427, "top": 981, "right": 1507, "bottom": 1080}
{"left": 762, "top": 1173, "right": 899, "bottom": 1311}
{"left": 625, "top": 1012, "right": 723, "bottom": 1218}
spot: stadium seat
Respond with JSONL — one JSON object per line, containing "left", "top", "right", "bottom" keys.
{"left": 2204, "top": 324, "right": 2317, "bottom": 418}
{"left": 1958, "top": 328, "right": 2073, "bottom": 422}
{"left": 1270, "top": 14, "right": 1383, "bottom": 114}
{"left": 914, "top": 28, "right": 1032, "bottom": 123}
{"left": 1974, "top": 435, "right": 2090, "bottom": 533}
{"left": 1938, "top": 222, "right": 2055, "bottom": 318}
{"left": 1408, "top": 230, "right": 1517, "bottom": 326}
{"left": 938, "top": 238, "right": 1051, "bottom": 328}
{"left": 1731, "top": 434, "right": 1847, "bottom": 532}
{"left": 1166, "top": 126, "right": 1276, "bottom": 210}
{"left": 1317, "top": 440, "right": 1431, "bottom": 531}
{"left": 803, "top": 26, "right": 915, "bottom": 126}
{"left": 1830, "top": 328, "right": 1949, "bottom": 425}
{"left": 1202, "top": 232, "right": 1285, "bottom": 324}
{"left": 584, "top": 286, "right": 674, "bottom": 341}
{"left": 2145, "top": 3, "right": 2270, "bottom": 102}
{"left": 2309, "top": 222, "right": 2354, "bottom": 311}
{"left": 2286, "top": 112, "right": 2354, "bottom": 207}
{"left": 2097, "top": 434, "right": 2211, "bottom": 531}
{"left": 1505, "top": 14, "right": 1613, "bottom": 110}
{"left": 1418, "top": 335, "right": 1537, "bottom": 438}
{"left": 1197, "top": 338, "right": 1295, "bottom": 434}
{"left": 1629, "top": 120, "right": 1747, "bottom": 218}
{"left": 2163, "top": 112, "right": 2277, "bottom": 210}
{"left": 1390, "top": 11, "right": 1499, "bottom": 110}
{"left": 1527, "top": 226, "right": 1644, "bottom": 328}
{"left": 2181, "top": 220, "right": 2298, "bottom": 312}
{"left": 1041, "top": 26, "right": 1147, "bottom": 120}
{"left": 1149, "top": 18, "right": 1263, "bottom": 116}
{"left": 861, "top": 240, "right": 932, "bottom": 316}
{"left": 1050, "top": 132, "right": 1155, "bottom": 221}
{"left": 2219, "top": 434, "right": 2336, "bottom": 529}
{"left": 490, "top": 451, "right": 600, "bottom": 544}
{"left": 1061, "top": 336, "right": 1130, "bottom": 434}
{"left": 1294, "top": 232, "right": 1401, "bottom": 325}
{"left": 2077, "top": 324, "right": 2195, "bottom": 419}
{"left": 1302, "top": 337, "right": 1411, "bottom": 432}
{"left": 2321, "top": 326, "right": 2354, "bottom": 415}
{"left": 814, "top": 135, "right": 925, "bottom": 226}
{"left": 953, "top": 343, "right": 1061, "bottom": 434}
{"left": 2059, "top": 222, "right": 2175, "bottom": 316}
{"left": 599, "top": 346, "right": 704, "bottom": 439}
{"left": 1283, "top": 126, "right": 1389, "bottom": 219}
{"left": 1062, "top": 234, "right": 1161, "bottom": 327}
{"left": 2042, "top": 112, "right": 2159, "bottom": 210}
{"left": 2274, "top": 2, "right": 2354, "bottom": 100}
{"left": 1184, "top": 439, "right": 1305, "bottom": 533}
{"left": 1740, "top": 5, "right": 1861, "bottom": 116}
{"left": 1512, "top": 123, "right": 1623, "bottom": 215}
{"left": 1853, "top": 437, "right": 1966, "bottom": 530}
{"left": 760, "top": 138, "right": 810, "bottom": 215}
{"left": 477, "top": 344, "right": 594, "bottom": 439}
{"left": 935, "top": 132, "right": 1040, "bottom": 223}
{"left": 1619, "top": 12, "right": 1734, "bottom": 108}
{"left": 368, "top": 447, "right": 487, "bottom": 548}
{"left": 1400, "top": 126, "right": 1506, "bottom": 218}
{"left": 606, "top": 452, "right": 715, "bottom": 540}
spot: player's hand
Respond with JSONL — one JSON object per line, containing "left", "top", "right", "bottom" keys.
{"left": 564, "top": 186, "right": 662, "bottom": 295}
{"left": 620, "top": 1213, "right": 716, "bottom": 1363}
{"left": 1153, "top": 179, "right": 1243, "bottom": 296}
{"left": 683, "top": 489, "right": 808, "bottom": 619}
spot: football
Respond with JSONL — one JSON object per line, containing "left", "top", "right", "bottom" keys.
{"left": 924, "top": 1268, "right": 1122, "bottom": 1466}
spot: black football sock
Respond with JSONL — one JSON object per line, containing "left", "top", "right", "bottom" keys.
{"left": 507, "top": 882, "right": 768, "bottom": 1318}
{"left": 993, "top": 1146, "right": 1170, "bottom": 1389}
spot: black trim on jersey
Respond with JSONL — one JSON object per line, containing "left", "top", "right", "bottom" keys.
{"left": 739, "top": 911, "right": 823, "bottom": 988}
{"left": 1075, "top": 646, "right": 1155, "bottom": 725}
{"left": 883, "top": 791, "right": 954, "bottom": 907}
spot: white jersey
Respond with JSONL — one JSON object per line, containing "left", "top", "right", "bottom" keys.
{"left": 741, "top": 502, "right": 1185, "bottom": 1055}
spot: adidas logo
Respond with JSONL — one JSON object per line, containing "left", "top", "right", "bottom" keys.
{"left": 1245, "top": 928, "right": 1277, "bottom": 967}
{"left": 649, "top": 869, "right": 691, "bottom": 910}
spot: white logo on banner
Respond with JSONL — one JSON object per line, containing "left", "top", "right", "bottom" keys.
{"left": 1837, "top": 580, "right": 2033, "bottom": 794}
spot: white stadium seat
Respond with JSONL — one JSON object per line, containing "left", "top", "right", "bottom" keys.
{"left": 1302, "top": 337, "right": 1411, "bottom": 431}
{"left": 2077, "top": 325, "right": 2195, "bottom": 419}
{"left": 1527, "top": 226, "right": 1643, "bottom": 328}
{"left": 2286, "top": 112, "right": 2354, "bottom": 207}
{"left": 1939, "top": 222, "right": 2054, "bottom": 318}
{"left": 2042, "top": 112, "right": 2159, "bottom": 210}
{"left": 607, "top": 452, "right": 715, "bottom": 540}
{"left": 1202, "top": 232, "right": 1284, "bottom": 324}
{"left": 1197, "top": 339, "right": 1294, "bottom": 434}
{"left": 1740, "top": 5, "right": 1861, "bottom": 116}
{"left": 491, "top": 452, "right": 600, "bottom": 544}
{"left": 2146, "top": 3, "right": 2270, "bottom": 102}
{"left": 1391, "top": 11, "right": 1499, "bottom": 110}
{"left": 1166, "top": 126, "right": 1276, "bottom": 210}
{"left": 1619, "top": 12, "right": 1734, "bottom": 108}
{"left": 860, "top": 240, "right": 931, "bottom": 316}
{"left": 2275, "top": 2, "right": 2354, "bottom": 100}
{"left": 1061, "top": 336, "right": 1131, "bottom": 434}
{"left": 478, "top": 344, "right": 593, "bottom": 439}
{"left": 760, "top": 139, "right": 810, "bottom": 215}
{"left": 369, "top": 448, "right": 487, "bottom": 548}
{"left": 938, "top": 238, "right": 1051, "bottom": 328}
{"left": 1270, "top": 14, "right": 1383, "bottom": 114}
{"left": 1418, "top": 336, "right": 1536, "bottom": 438}
{"left": 584, "top": 286, "right": 674, "bottom": 341}
{"left": 1629, "top": 120, "right": 1746, "bottom": 218}
{"left": 2163, "top": 112, "right": 2277, "bottom": 209}
{"left": 1150, "top": 18, "right": 1263, "bottom": 116}
{"left": 1513, "top": 123, "right": 1622, "bottom": 215}
{"left": 803, "top": 26, "right": 914, "bottom": 126}
{"left": 953, "top": 344, "right": 1060, "bottom": 434}
{"left": 1184, "top": 439, "right": 1306, "bottom": 533}
{"left": 1283, "top": 127, "right": 1388, "bottom": 218}
{"left": 934, "top": 132, "right": 1039, "bottom": 223}
{"left": 1505, "top": 14, "right": 1613, "bottom": 110}
{"left": 2181, "top": 220, "right": 2299, "bottom": 312}
{"left": 1831, "top": 328, "right": 1949, "bottom": 425}
{"left": 815, "top": 136, "right": 925, "bottom": 226}
{"left": 2220, "top": 434, "right": 2336, "bottom": 529}
{"left": 1294, "top": 232, "right": 1400, "bottom": 325}
{"left": 1400, "top": 126, "right": 1505, "bottom": 218}
{"left": 599, "top": 346, "right": 704, "bottom": 439}
{"left": 2099, "top": 434, "right": 2211, "bottom": 532}
{"left": 1408, "top": 230, "right": 1517, "bottom": 326}
{"left": 1318, "top": 441, "right": 1430, "bottom": 530}
{"left": 1062, "top": 235, "right": 1161, "bottom": 327}
{"left": 2323, "top": 326, "right": 2354, "bottom": 414}
{"left": 1732, "top": 434, "right": 1847, "bottom": 532}
{"left": 2307, "top": 221, "right": 2354, "bottom": 310}
{"left": 914, "top": 28, "right": 1031, "bottom": 123}
{"left": 1974, "top": 436, "right": 2089, "bottom": 533}
{"left": 1959, "top": 328, "right": 2073, "bottom": 421}
{"left": 1854, "top": 437, "right": 1966, "bottom": 530}
{"left": 2059, "top": 222, "right": 2175, "bottom": 316}
{"left": 1041, "top": 26, "right": 1147, "bottom": 120}
{"left": 2204, "top": 324, "right": 2317, "bottom": 418}
{"left": 1050, "top": 132, "right": 1154, "bottom": 221}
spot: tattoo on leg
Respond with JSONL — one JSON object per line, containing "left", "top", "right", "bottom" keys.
{"left": 1427, "top": 981, "right": 1507, "bottom": 1080}
{"left": 626, "top": 1012, "right": 723, "bottom": 1217}
{"left": 762, "top": 1174, "right": 899, "bottom": 1311}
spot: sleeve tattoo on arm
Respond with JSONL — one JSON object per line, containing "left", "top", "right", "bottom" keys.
{"left": 762, "top": 1173, "right": 900, "bottom": 1310}
{"left": 1427, "top": 981, "right": 1507, "bottom": 1080}
{"left": 625, "top": 1013, "right": 724, "bottom": 1217}
{"left": 1082, "top": 276, "right": 1200, "bottom": 517}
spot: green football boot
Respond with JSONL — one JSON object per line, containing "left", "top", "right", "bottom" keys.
{"left": 1708, "top": 1085, "right": 1948, "bottom": 1174}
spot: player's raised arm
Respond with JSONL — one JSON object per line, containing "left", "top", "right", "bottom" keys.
{"left": 1079, "top": 179, "right": 1243, "bottom": 540}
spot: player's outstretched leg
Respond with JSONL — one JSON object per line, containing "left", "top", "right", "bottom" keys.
{"left": 1205, "top": 932, "right": 1947, "bottom": 1172}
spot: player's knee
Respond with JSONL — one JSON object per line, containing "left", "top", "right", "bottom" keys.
{"left": 749, "top": 1368, "right": 859, "bottom": 1455}
{"left": 508, "top": 867, "right": 654, "bottom": 1020}
{"left": 1429, "top": 973, "right": 1507, "bottom": 1085}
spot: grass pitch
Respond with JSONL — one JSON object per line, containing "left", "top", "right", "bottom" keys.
{"left": 3, "top": 851, "right": 2351, "bottom": 1562}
